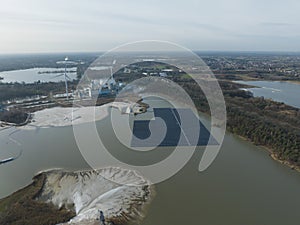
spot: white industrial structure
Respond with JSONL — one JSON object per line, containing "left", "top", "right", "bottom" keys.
{"left": 75, "top": 60, "right": 125, "bottom": 99}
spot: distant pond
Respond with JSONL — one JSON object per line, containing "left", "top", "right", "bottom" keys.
{"left": 234, "top": 80, "right": 300, "bottom": 109}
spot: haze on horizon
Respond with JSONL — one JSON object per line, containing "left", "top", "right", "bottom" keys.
{"left": 1, "top": 0, "right": 300, "bottom": 54}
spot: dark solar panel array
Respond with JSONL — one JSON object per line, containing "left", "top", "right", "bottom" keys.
{"left": 131, "top": 108, "right": 218, "bottom": 147}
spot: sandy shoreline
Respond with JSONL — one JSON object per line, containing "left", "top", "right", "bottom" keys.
{"left": 286, "top": 80, "right": 300, "bottom": 85}
{"left": 270, "top": 153, "right": 300, "bottom": 172}
{"left": 235, "top": 133, "right": 300, "bottom": 172}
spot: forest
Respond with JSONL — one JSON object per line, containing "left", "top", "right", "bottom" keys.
{"left": 176, "top": 77, "right": 300, "bottom": 167}
{"left": 0, "top": 81, "right": 78, "bottom": 103}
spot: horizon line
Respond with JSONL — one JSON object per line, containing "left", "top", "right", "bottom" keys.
{"left": 1, "top": 49, "right": 300, "bottom": 56}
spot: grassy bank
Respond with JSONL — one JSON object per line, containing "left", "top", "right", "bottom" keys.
{"left": 0, "top": 173, "right": 75, "bottom": 225}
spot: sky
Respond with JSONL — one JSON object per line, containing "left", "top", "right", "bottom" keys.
{"left": 0, "top": 0, "right": 300, "bottom": 53}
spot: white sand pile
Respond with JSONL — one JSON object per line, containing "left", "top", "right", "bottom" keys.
{"left": 20, "top": 102, "right": 137, "bottom": 129}
{"left": 35, "top": 167, "right": 154, "bottom": 225}
{"left": 30, "top": 105, "right": 109, "bottom": 128}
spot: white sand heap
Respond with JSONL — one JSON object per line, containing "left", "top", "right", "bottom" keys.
{"left": 36, "top": 167, "right": 154, "bottom": 225}
{"left": 27, "top": 105, "right": 109, "bottom": 129}
{"left": 20, "top": 101, "right": 143, "bottom": 130}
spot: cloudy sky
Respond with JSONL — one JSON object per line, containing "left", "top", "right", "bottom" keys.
{"left": 1, "top": 0, "right": 300, "bottom": 53}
